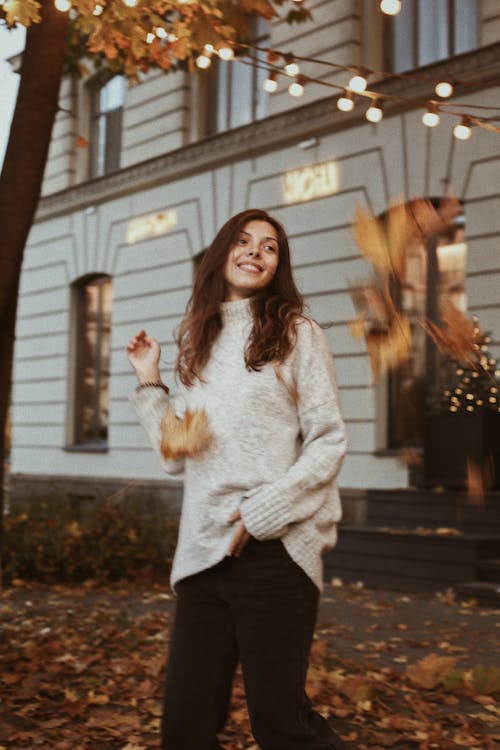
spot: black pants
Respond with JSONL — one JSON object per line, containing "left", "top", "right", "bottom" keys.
{"left": 162, "top": 538, "right": 347, "bottom": 750}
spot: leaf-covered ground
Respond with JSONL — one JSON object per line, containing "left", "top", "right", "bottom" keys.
{"left": 0, "top": 580, "right": 498, "bottom": 750}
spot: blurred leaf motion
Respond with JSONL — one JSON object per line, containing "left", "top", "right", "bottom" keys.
{"left": 423, "top": 299, "right": 481, "bottom": 368}
{"left": 160, "top": 406, "right": 212, "bottom": 460}
{"left": 350, "top": 195, "right": 467, "bottom": 379}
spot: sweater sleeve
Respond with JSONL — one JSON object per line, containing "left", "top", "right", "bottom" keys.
{"left": 240, "top": 320, "right": 347, "bottom": 539}
{"left": 129, "top": 387, "right": 185, "bottom": 475}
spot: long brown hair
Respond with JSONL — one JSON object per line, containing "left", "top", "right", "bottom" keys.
{"left": 176, "top": 209, "right": 304, "bottom": 386}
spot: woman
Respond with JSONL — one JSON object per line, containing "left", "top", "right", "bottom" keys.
{"left": 127, "top": 209, "right": 348, "bottom": 750}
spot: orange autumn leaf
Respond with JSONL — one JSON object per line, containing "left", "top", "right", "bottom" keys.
{"left": 467, "top": 455, "right": 495, "bottom": 507}
{"left": 75, "top": 135, "right": 90, "bottom": 149}
{"left": 423, "top": 299, "right": 480, "bottom": 367}
{"left": 160, "top": 405, "right": 212, "bottom": 460}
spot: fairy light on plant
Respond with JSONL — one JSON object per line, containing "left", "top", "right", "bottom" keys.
{"left": 454, "top": 116, "right": 472, "bottom": 140}
{"left": 289, "top": 76, "right": 305, "bottom": 97}
{"left": 54, "top": 0, "right": 71, "bottom": 10}
{"left": 93, "top": 3, "right": 103, "bottom": 15}
{"left": 218, "top": 46, "right": 234, "bottom": 61}
{"left": 349, "top": 73, "right": 368, "bottom": 93}
{"left": 435, "top": 81, "right": 454, "bottom": 98}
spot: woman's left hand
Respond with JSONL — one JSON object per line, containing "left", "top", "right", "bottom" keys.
{"left": 227, "top": 510, "right": 251, "bottom": 557}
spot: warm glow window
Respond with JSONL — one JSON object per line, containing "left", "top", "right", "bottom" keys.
{"left": 89, "top": 75, "right": 125, "bottom": 178}
{"left": 386, "top": 0, "right": 477, "bottom": 73}
{"left": 206, "top": 17, "right": 269, "bottom": 135}
{"left": 73, "top": 275, "right": 112, "bottom": 448}
{"left": 388, "top": 203, "right": 466, "bottom": 448}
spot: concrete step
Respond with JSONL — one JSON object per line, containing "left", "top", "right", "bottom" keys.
{"left": 453, "top": 581, "right": 500, "bottom": 608}
{"left": 478, "top": 558, "right": 500, "bottom": 583}
{"left": 325, "top": 527, "right": 500, "bottom": 593}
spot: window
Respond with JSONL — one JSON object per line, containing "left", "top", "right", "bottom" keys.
{"left": 387, "top": 0, "right": 477, "bottom": 73}
{"left": 89, "top": 75, "right": 126, "bottom": 177}
{"left": 206, "top": 17, "right": 269, "bottom": 135}
{"left": 72, "top": 275, "right": 112, "bottom": 449}
{"left": 388, "top": 202, "right": 466, "bottom": 448}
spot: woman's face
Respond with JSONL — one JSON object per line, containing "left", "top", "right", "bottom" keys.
{"left": 223, "top": 220, "right": 280, "bottom": 301}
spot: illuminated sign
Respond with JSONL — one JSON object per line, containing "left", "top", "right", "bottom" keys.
{"left": 126, "top": 210, "right": 178, "bottom": 244}
{"left": 283, "top": 160, "right": 339, "bottom": 204}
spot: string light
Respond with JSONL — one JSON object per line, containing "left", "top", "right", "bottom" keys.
{"left": 156, "top": 27, "right": 167, "bottom": 39}
{"left": 435, "top": 81, "right": 454, "bottom": 98}
{"left": 263, "top": 71, "right": 278, "bottom": 93}
{"left": 146, "top": 32, "right": 155, "bottom": 43}
{"left": 122, "top": 0, "right": 137, "bottom": 6}
{"left": 454, "top": 115, "right": 472, "bottom": 140}
{"left": 218, "top": 46, "right": 234, "bottom": 61}
{"left": 380, "top": 0, "right": 401, "bottom": 15}
{"left": 93, "top": 3, "right": 103, "bottom": 15}
{"left": 54, "top": 0, "right": 71, "bottom": 10}
{"left": 204, "top": 44, "right": 214, "bottom": 53}
{"left": 337, "top": 90, "right": 354, "bottom": 112}
{"left": 366, "top": 99, "right": 383, "bottom": 123}
{"left": 285, "top": 57, "right": 300, "bottom": 77}
{"left": 349, "top": 74, "right": 368, "bottom": 93}
{"left": 196, "top": 53, "right": 212, "bottom": 69}
{"left": 289, "top": 76, "right": 305, "bottom": 97}
{"left": 422, "top": 101, "right": 440, "bottom": 127}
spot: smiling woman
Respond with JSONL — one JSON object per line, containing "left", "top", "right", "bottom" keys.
{"left": 224, "top": 220, "right": 280, "bottom": 301}
{"left": 126, "top": 208, "right": 348, "bottom": 750}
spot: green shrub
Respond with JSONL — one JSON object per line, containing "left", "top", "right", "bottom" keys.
{"left": 1, "top": 495, "right": 178, "bottom": 584}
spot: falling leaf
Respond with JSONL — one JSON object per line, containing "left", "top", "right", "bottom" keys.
{"left": 423, "top": 299, "right": 480, "bottom": 367}
{"left": 74, "top": 135, "right": 90, "bottom": 149}
{"left": 467, "top": 455, "right": 495, "bottom": 507}
{"left": 160, "top": 406, "right": 212, "bottom": 460}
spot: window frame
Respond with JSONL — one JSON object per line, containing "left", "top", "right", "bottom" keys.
{"left": 383, "top": 0, "right": 478, "bottom": 73}
{"left": 88, "top": 73, "right": 125, "bottom": 179}
{"left": 67, "top": 273, "right": 112, "bottom": 452}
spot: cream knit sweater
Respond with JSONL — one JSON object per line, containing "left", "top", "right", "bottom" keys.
{"left": 130, "top": 297, "right": 347, "bottom": 592}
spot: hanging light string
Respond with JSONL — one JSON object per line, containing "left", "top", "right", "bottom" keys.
{"left": 234, "top": 43, "right": 500, "bottom": 137}
{"left": 49, "top": 0, "right": 500, "bottom": 138}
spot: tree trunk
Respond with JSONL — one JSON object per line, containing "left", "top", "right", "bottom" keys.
{"left": 0, "top": 0, "right": 68, "bottom": 580}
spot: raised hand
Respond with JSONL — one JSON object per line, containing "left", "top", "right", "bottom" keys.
{"left": 126, "top": 329, "right": 162, "bottom": 383}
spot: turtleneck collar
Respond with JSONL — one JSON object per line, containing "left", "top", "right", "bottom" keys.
{"left": 220, "top": 297, "right": 253, "bottom": 323}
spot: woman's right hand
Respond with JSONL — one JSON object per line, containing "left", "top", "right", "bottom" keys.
{"left": 126, "top": 329, "right": 162, "bottom": 383}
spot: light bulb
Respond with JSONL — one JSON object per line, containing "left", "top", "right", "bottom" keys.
{"left": 218, "top": 46, "right": 234, "bottom": 61}
{"left": 289, "top": 80, "right": 304, "bottom": 97}
{"left": 435, "top": 81, "right": 453, "bottom": 98}
{"left": 204, "top": 43, "right": 214, "bottom": 53}
{"left": 122, "top": 0, "right": 137, "bottom": 6}
{"left": 196, "top": 54, "right": 212, "bottom": 69}
{"left": 156, "top": 27, "right": 167, "bottom": 38}
{"left": 167, "top": 33, "right": 178, "bottom": 42}
{"left": 93, "top": 3, "right": 103, "bottom": 15}
{"left": 366, "top": 101, "right": 383, "bottom": 123}
{"left": 54, "top": 0, "right": 71, "bottom": 10}
{"left": 454, "top": 117, "right": 472, "bottom": 140}
{"left": 337, "top": 91, "right": 354, "bottom": 112}
{"left": 146, "top": 32, "right": 155, "bottom": 43}
{"left": 285, "top": 61, "right": 300, "bottom": 77}
{"left": 380, "top": 0, "right": 401, "bottom": 15}
{"left": 349, "top": 74, "right": 367, "bottom": 93}
{"left": 263, "top": 73, "right": 278, "bottom": 93}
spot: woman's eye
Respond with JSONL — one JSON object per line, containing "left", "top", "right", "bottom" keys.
{"left": 264, "top": 245, "right": 276, "bottom": 252}
{"left": 238, "top": 238, "right": 247, "bottom": 245}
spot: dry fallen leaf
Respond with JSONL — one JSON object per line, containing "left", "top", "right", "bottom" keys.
{"left": 407, "top": 653, "right": 457, "bottom": 689}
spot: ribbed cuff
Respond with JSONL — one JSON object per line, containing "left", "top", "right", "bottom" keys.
{"left": 240, "top": 484, "right": 289, "bottom": 540}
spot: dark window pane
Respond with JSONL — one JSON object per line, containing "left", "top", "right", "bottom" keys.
{"left": 392, "top": 0, "right": 415, "bottom": 72}
{"left": 418, "top": 0, "right": 449, "bottom": 66}
{"left": 74, "top": 276, "right": 112, "bottom": 446}
{"left": 454, "top": 0, "right": 477, "bottom": 54}
{"left": 89, "top": 76, "right": 125, "bottom": 177}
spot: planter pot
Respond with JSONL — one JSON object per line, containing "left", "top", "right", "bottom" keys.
{"left": 424, "top": 410, "right": 500, "bottom": 490}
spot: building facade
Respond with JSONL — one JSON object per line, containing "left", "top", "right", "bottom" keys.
{"left": 10, "top": 1, "right": 500, "bottom": 505}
